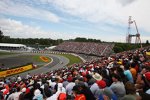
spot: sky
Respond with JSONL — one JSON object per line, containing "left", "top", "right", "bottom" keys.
{"left": 0, "top": 0, "right": 150, "bottom": 43}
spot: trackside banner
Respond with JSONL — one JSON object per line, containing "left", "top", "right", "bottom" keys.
{"left": 0, "top": 64, "right": 33, "bottom": 77}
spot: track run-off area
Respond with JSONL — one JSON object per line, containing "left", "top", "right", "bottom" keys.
{"left": 0, "top": 51, "right": 84, "bottom": 78}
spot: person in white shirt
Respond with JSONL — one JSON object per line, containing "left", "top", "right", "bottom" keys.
{"left": 47, "top": 83, "right": 66, "bottom": 100}
{"left": 13, "top": 87, "right": 22, "bottom": 100}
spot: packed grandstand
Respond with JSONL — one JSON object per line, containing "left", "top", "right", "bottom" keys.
{"left": 0, "top": 42, "right": 150, "bottom": 100}
{"left": 54, "top": 42, "right": 114, "bottom": 57}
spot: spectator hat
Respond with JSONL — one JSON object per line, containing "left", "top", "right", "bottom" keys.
{"left": 82, "top": 72, "right": 86, "bottom": 77}
{"left": 21, "top": 88, "right": 26, "bottom": 92}
{"left": 34, "top": 89, "right": 41, "bottom": 96}
{"left": 97, "top": 80, "right": 106, "bottom": 88}
{"left": 144, "top": 72, "right": 150, "bottom": 81}
{"left": 92, "top": 73, "right": 102, "bottom": 81}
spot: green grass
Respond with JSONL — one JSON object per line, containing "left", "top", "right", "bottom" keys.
{"left": 0, "top": 55, "right": 51, "bottom": 72}
{"left": 58, "top": 54, "right": 82, "bottom": 66}
{"left": 0, "top": 55, "right": 52, "bottom": 78}
{"left": 32, "top": 55, "right": 43, "bottom": 62}
{"left": 0, "top": 51, "right": 18, "bottom": 55}
{"left": 32, "top": 55, "right": 51, "bottom": 63}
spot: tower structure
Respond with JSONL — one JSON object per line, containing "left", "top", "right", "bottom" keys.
{"left": 126, "top": 16, "right": 142, "bottom": 48}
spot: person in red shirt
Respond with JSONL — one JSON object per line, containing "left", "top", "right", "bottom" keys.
{"left": 72, "top": 85, "right": 86, "bottom": 100}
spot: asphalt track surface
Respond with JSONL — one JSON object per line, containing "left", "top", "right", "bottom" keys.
{"left": 0, "top": 53, "right": 69, "bottom": 78}
{"left": 0, "top": 55, "right": 35, "bottom": 68}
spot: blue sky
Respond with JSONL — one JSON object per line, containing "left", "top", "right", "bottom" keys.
{"left": 0, "top": 0, "right": 150, "bottom": 42}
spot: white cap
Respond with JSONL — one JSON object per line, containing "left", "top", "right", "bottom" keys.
{"left": 21, "top": 88, "right": 26, "bottom": 92}
{"left": 34, "top": 89, "right": 41, "bottom": 96}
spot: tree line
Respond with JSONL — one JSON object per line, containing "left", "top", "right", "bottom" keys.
{"left": 0, "top": 30, "right": 149, "bottom": 53}
{"left": 73, "top": 37, "right": 101, "bottom": 43}
{"left": 0, "top": 30, "right": 63, "bottom": 46}
{"left": 0, "top": 30, "right": 102, "bottom": 46}
{"left": 113, "top": 42, "right": 150, "bottom": 53}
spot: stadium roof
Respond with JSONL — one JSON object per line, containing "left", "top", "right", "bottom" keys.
{"left": 47, "top": 46, "right": 56, "bottom": 49}
{"left": 0, "top": 43, "right": 26, "bottom": 47}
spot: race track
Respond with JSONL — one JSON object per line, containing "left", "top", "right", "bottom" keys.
{"left": 0, "top": 53, "right": 69, "bottom": 78}
{"left": 16, "top": 54, "right": 69, "bottom": 78}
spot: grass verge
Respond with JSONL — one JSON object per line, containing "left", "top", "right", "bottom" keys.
{"left": 58, "top": 54, "right": 82, "bottom": 66}
{"left": 0, "top": 51, "right": 18, "bottom": 55}
{"left": 32, "top": 55, "right": 51, "bottom": 63}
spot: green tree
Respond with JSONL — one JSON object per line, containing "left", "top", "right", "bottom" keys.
{"left": 74, "top": 37, "right": 101, "bottom": 43}
{"left": 0, "top": 30, "right": 4, "bottom": 42}
{"left": 146, "top": 40, "right": 149, "bottom": 44}
{"left": 75, "top": 37, "right": 87, "bottom": 42}
{"left": 113, "top": 46, "right": 123, "bottom": 53}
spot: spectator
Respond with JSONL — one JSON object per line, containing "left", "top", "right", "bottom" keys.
{"left": 33, "top": 89, "right": 43, "bottom": 100}
{"left": 95, "top": 80, "right": 117, "bottom": 100}
{"left": 78, "top": 82, "right": 96, "bottom": 100}
{"left": 90, "top": 73, "right": 102, "bottom": 97}
{"left": 18, "top": 87, "right": 27, "bottom": 100}
{"left": 123, "top": 64, "right": 134, "bottom": 83}
{"left": 72, "top": 85, "right": 86, "bottom": 100}
{"left": 0, "top": 91, "right": 3, "bottom": 100}
{"left": 6, "top": 88, "right": 16, "bottom": 100}
{"left": 110, "top": 74, "right": 126, "bottom": 99}
{"left": 121, "top": 81, "right": 141, "bottom": 100}
{"left": 43, "top": 83, "right": 52, "bottom": 98}
{"left": 65, "top": 76, "right": 75, "bottom": 98}
{"left": 47, "top": 83, "right": 66, "bottom": 100}
{"left": 26, "top": 73, "right": 31, "bottom": 79}
{"left": 12, "top": 87, "right": 22, "bottom": 100}
{"left": 1, "top": 45, "right": 150, "bottom": 100}
{"left": 130, "top": 63, "right": 137, "bottom": 81}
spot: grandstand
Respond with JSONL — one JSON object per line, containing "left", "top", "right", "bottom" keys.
{"left": 0, "top": 43, "right": 27, "bottom": 51}
{"left": 53, "top": 42, "right": 114, "bottom": 56}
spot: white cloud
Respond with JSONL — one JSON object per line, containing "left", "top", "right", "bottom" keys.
{"left": 46, "top": 0, "right": 123, "bottom": 24}
{"left": 41, "top": 0, "right": 149, "bottom": 43}
{"left": 117, "top": 0, "right": 137, "bottom": 6}
{"left": 0, "top": 18, "right": 46, "bottom": 38}
{"left": 0, "top": 18, "right": 149, "bottom": 42}
{"left": 47, "top": 0, "right": 150, "bottom": 32}
{"left": 141, "top": 36, "right": 150, "bottom": 43}
{"left": 0, "top": 18, "right": 98, "bottom": 40}
{"left": 0, "top": 0, "right": 149, "bottom": 42}
{"left": 0, "top": 0, "right": 60, "bottom": 23}
{"left": 0, "top": 18, "right": 101, "bottom": 40}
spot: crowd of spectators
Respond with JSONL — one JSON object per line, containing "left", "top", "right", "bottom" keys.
{"left": 0, "top": 46, "right": 150, "bottom": 100}
{"left": 54, "top": 42, "right": 114, "bottom": 56}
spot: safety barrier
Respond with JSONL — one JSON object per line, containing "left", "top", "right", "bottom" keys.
{"left": 0, "top": 64, "right": 33, "bottom": 77}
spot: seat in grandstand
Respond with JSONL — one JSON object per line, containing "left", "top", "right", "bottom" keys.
{"left": 53, "top": 42, "right": 114, "bottom": 56}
